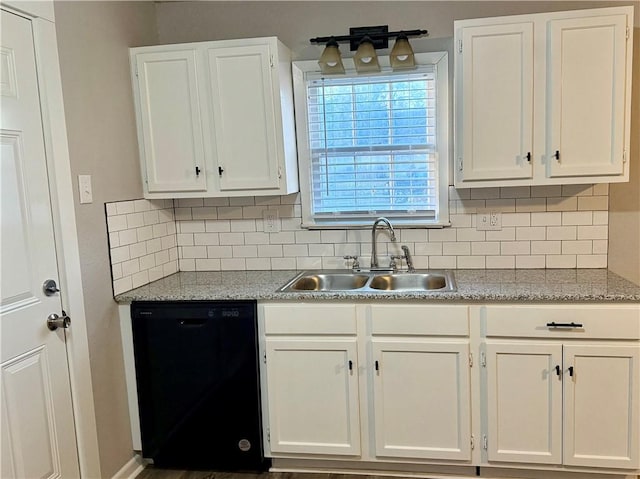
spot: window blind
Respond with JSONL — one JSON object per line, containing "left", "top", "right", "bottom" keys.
{"left": 306, "top": 70, "right": 438, "bottom": 221}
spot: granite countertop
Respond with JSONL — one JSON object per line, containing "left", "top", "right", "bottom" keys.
{"left": 114, "top": 269, "right": 640, "bottom": 303}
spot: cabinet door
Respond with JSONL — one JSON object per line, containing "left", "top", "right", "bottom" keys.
{"left": 485, "top": 342, "right": 562, "bottom": 464}
{"left": 134, "top": 50, "right": 207, "bottom": 193}
{"left": 372, "top": 340, "right": 471, "bottom": 461}
{"left": 206, "top": 44, "right": 281, "bottom": 192}
{"left": 458, "top": 22, "right": 534, "bottom": 182}
{"left": 264, "top": 338, "right": 360, "bottom": 456}
{"left": 563, "top": 344, "right": 640, "bottom": 469}
{"left": 546, "top": 14, "right": 628, "bottom": 178}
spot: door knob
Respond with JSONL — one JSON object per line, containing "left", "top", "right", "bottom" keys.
{"left": 47, "top": 312, "right": 71, "bottom": 331}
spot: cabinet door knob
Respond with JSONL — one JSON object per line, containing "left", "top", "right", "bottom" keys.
{"left": 218, "top": 166, "right": 224, "bottom": 176}
{"left": 568, "top": 366, "right": 574, "bottom": 377}
{"left": 553, "top": 150, "right": 560, "bottom": 161}
{"left": 555, "top": 365, "right": 561, "bottom": 377}
{"left": 348, "top": 360, "right": 353, "bottom": 371}
{"left": 526, "top": 152, "right": 532, "bottom": 163}
{"left": 195, "top": 166, "right": 201, "bottom": 176}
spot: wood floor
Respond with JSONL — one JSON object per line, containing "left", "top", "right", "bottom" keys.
{"left": 137, "top": 470, "right": 388, "bottom": 479}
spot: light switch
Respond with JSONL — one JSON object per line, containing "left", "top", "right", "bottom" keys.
{"left": 78, "top": 175, "right": 93, "bottom": 204}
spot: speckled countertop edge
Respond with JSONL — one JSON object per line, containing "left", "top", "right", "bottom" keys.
{"left": 114, "top": 269, "right": 640, "bottom": 303}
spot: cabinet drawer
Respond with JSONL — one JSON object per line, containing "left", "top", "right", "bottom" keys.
{"left": 483, "top": 305, "right": 640, "bottom": 339}
{"left": 263, "top": 303, "right": 356, "bottom": 335}
{"left": 370, "top": 305, "right": 469, "bottom": 336}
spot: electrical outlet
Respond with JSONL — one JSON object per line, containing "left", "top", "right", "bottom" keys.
{"left": 477, "top": 209, "right": 502, "bottom": 231}
{"left": 262, "top": 210, "right": 280, "bottom": 233}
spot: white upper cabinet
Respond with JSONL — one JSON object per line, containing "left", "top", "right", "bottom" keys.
{"left": 454, "top": 7, "right": 633, "bottom": 188}
{"left": 130, "top": 37, "right": 299, "bottom": 198}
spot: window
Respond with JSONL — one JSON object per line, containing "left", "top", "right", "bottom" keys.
{"left": 293, "top": 52, "right": 449, "bottom": 228}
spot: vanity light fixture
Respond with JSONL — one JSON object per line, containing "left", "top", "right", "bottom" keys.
{"left": 310, "top": 26, "right": 427, "bottom": 74}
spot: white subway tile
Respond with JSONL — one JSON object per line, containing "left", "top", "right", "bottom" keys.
{"left": 231, "top": 219, "right": 257, "bottom": 233}
{"left": 119, "top": 229, "right": 137, "bottom": 246}
{"left": 320, "top": 231, "right": 347, "bottom": 243}
{"left": 297, "top": 257, "right": 322, "bottom": 269}
{"left": 111, "top": 263, "right": 123, "bottom": 280}
{"left": 148, "top": 266, "right": 165, "bottom": 282}
{"left": 133, "top": 199, "right": 151, "bottom": 212}
{"left": 218, "top": 207, "right": 244, "bottom": 220}
{"left": 277, "top": 204, "right": 299, "bottom": 219}
{"left": 107, "top": 215, "right": 128, "bottom": 232}
{"left": 486, "top": 255, "right": 515, "bottom": 269}
{"left": 443, "top": 242, "right": 470, "bottom": 255}
{"left": 105, "top": 202, "right": 118, "bottom": 216}
{"left": 501, "top": 241, "right": 530, "bottom": 255}
{"left": 562, "top": 211, "right": 592, "bottom": 226}
{"left": 155, "top": 249, "right": 169, "bottom": 264}
{"left": 547, "top": 197, "right": 577, "bottom": 211}
{"left": 562, "top": 184, "right": 592, "bottom": 197}
{"left": 486, "top": 228, "right": 516, "bottom": 241}
{"left": 531, "top": 212, "right": 562, "bottom": 226}
{"left": 163, "top": 261, "right": 178, "bottom": 275}
{"left": 254, "top": 196, "right": 281, "bottom": 206}
{"left": 179, "top": 259, "right": 196, "bottom": 271}
{"left": 130, "top": 242, "right": 147, "bottom": 259}
{"left": 546, "top": 255, "right": 576, "bottom": 268}
{"left": 139, "top": 253, "right": 156, "bottom": 271}
{"left": 241, "top": 206, "right": 264, "bottom": 219}
{"left": 400, "top": 229, "right": 428, "bottom": 242}
{"left": 450, "top": 214, "right": 473, "bottom": 228}
{"left": 246, "top": 258, "right": 272, "bottom": 270}
{"left": 131, "top": 270, "right": 149, "bottom": 289}
{"left": 516, "top": 198, "right": 546, "bottom": 212}
{"left": 192, "top": 207, "right": 218, "bottom": 220}
{"left": 207, "top": 246, "right": 233, "bottom": 258}
{"left": 577, "top": 225, "right": 608, "bottom": 240}
{"left": 116, "top": 201, "right": 135, "bottom": 215}
{"left": 562, "top": 240, "right": 592, "bottom": 255}
{"left": 456, "top": 199, "right": 486, "bottom": 214}
{"left": 177, "top": 233, "right": 194, "bottom": 246}
{"left": 126, "top": 213, "right": 145, "bottom": 229}
{"left": 295, "top": 230, "right": 321, "bottom": 243}
{"left": 309, "top": 243, "right": 335, "bottom": 256}
{"left": 531, "top": 240, "right": 561, "bottom": 255}
{"left": 232, "top": 245, "right": 258, "bottom": 258}
{"left": 282, "top": 218, "right": 303, "bottom": 231}
{"left": 414, "top": 242, "right": 443, "bottom": 255}
{"left": 178, "top": 220, "right": 205, "bottom": 233}
{"left": 113, "top": 276, "right": 133, "bottom": 295}
{"left": 412, "top": 256, "right": 429, "bottom": 269}
{"left": 449, "top": 186, "right": 470, "bottom": 201}
{"left": 283, "top": 244, "right": 308, "bottom": 257}
{"left": 457, "top": 256, "right": 485, "bottom": 269}
{"left": 169, "top": 248, "right": 178, "bottom": 262}
{"left": 176, "top": 198, "right": 204, "bottom": 207}
{"left": 502, "top": 213, "right": 530, "bottom": 227}
{"left": 322, "top": 257, "right": 345, "bottom": 269}
{"left": 470, "top": 187, "right": 500, "bottom": 199}
{"left": 429, "top": 256, "right": 456, "bottom": 268}
{"left": 121, "top": 258, "right": 140, "bottom": 277}
{"left": 196, "top": 259, "right": 221, "bottom": 271}
{"left": 229, "top": 197, "right": 255, "bottom": 206}
{"left": 577, "top": 254, "right": 607, "bottom": 268}
{"left": 334, "top": 243, "right": 361, "bottom": 257}
{"left": 244, "top": 232, "right": 270, "bottom": 245}
{"left": 578, "top": 196, "right": 608, "bottom": 211}
{"left": 269, "top": 232, "right": 295, "bottom": 244}
{"left": 143, "top": 210, "right": 160, "bottom": 225}
{"left": 455, "top": 228, "right": 485, "bottom": 242}
{"left": 219, "top": 232, "right": 245, "bottom": 245}
{"left": 181, "top": 246, "right": 207, "bottom": 259}
{"left": 167, "top": 222, "right": 177, "bottom": 235}
{"left": 281, "top": 193, "right": 301, "bottom": 205}
{"left": 531, "top": 185, "right": 562, "bottom": 197}
{"left": 108, "top": 232, "right": 120, "bottom": 248}
{"left": 158, "top": 209, "right": 174, "bottom": 222}
{"left": 547, "top": 226, "right": 576, "bottom": 241}
{"left": 136, "top": 226, "right": 153, "bottom": 242}
{"left": 516, "top": 255, "right": 545, "bottom": 269}
{"left": 161, "top": 235, "right": 176, "bottom": 250}
{"left": 516, "top": 227, "right": 546, "bottom": 241}
{"left": 593, "top": 240, "right": 608, "bottom": 254}
{"left": 592, "top": 183, "right": 609, "bottom": 195}
{"left": 271, "top": 257, "right": 297, "bottom": 270}
{"left": 146, "top": 238, "right": 162, "bottom": 254}
{"left": 500, "top": 186, "right": 530, "bottom": 199}
{"left": 174, "top": 208, "right": 192, "bottom": 221}
{"left": 152, "top": 223, "right": 168, "bottom": 237}
{"left": 472, "top": 242, "right": 500, "bottom": 256}
{"left": 205, "top": 220, "right": 231, "bottom": 233}
{"left": 110, "top": 246, "right": 130, "bottom": 264}
{"left": 429, "top": 228, "right": 457, "bottom": 242}
{"left": 592, "top": 211, "right": 609, "bottom": 225}
{"left": 485, "top": 199, "right": 515, "bottom": 212}
{"left": 259, "top": 245, "right": 284, "bottom": 257}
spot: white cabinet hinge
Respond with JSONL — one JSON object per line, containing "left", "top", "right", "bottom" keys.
{"left": 626, "top": 26, "right": 630, "bottom": 40}
{"left": 471, "top": 434, "right": 475, "bottom": 450}
{"left": 270, "top": 54, "right": 274, "bottom": 68}
{"left": 482, "top": 434, "right": 488, "bottom": 450}
{"left": 267, "top": 428, "right": 270, "bottom": 442}
{"left": 480, "top": 351, "right": 486, "bottom": 367}
{"left": 263, "top": 352, "right": 267, "bottom": 364}
{"left": 469, "top": 353, "right": 473, "bottom": 367}
{"left": 458, "top": 39, "right": 463, "bottom": 53}
{"left": 135, "top": 65, "right": 139, "bottom": 77}
{"left": 457, "top": 157, "right": 463, "bottom": 172}
{"left": 278, "top": 166, "right": 282, "bottom": 179}
{"left": 623, "top": 149, "right": 627, "bottom": 164}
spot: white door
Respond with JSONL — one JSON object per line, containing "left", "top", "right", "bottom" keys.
{"left": 458, "top": 22, "right": 534, "bottom": 182}
{"left": 1, "top": 10, "right": 80, "bottom": 478}
{"left": 546, "top": 13, "right": 628, "bottom": 178}
{"left": 134, "top": 49, "right": 207, "bottom": 193}
{"left": 372, "top": 339, "right": 471, "bottom": 461}
{"left": 485, "top": 342, "right": 562, "bottom": 464}
{"left": 264, "top": 337, "right": 361, "bottom": 456}
{"left": 206, "top": 44, "right": 281, "bottom": 191}
{"left": 563, "top": 344, "right": 640, "bottom": 469}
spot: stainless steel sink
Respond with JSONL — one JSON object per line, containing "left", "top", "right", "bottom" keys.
{"left": 368, "top": 273, "right": 452, "bottom": 291}
{"left": 277, "top": 270, "right": 456, "bottom": 293}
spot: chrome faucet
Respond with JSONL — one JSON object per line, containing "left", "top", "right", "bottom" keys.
{"left": 371, "top": 217, "right": 396, "bottom": 269}
{"left": 401, "top": 245, "right": 415, "bottom": 272}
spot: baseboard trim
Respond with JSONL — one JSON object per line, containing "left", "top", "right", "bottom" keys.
{"left": 111, "top": 453, "right": 146, "bottom": 479}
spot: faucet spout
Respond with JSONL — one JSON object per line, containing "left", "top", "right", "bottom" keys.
{"left": 371, "top": 217, "right": 396, "bottom": 268}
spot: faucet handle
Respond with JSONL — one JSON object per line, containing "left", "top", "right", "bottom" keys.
{"left": 389, "top": 255, "right": 404, "bottom": 272}
{"left": 343, "top": 255, "right": 360, "bottom": 270}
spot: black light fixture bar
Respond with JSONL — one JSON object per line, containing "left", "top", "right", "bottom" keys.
{"left": 310, "top": 26, "right": 428, "bottom": 51}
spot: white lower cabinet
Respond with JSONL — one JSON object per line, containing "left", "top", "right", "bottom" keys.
{"left": 372, "top": 339, "right": 471, "bottom": 461}
{"left": 482, "top": 305, "right": 640, "bottom": 471}
{"left": 260, "top": 302, "right": 640, "bottom": 477}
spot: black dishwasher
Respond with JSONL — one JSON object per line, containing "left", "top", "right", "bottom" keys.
{"left": 131, "top": 300, "right": 268, "bottom": 471}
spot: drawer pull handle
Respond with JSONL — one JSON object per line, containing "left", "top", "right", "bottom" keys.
{"left": 375, "top": 360, "right": 379, "bottom": 371}
{"left": 348, "top": 360, "right": 353, "bottom": 371}
{"left": 555, "top": 365, "right": 561, "bottom": 377}
{"left": 546, "top": 322, "right": 583, "bottom": 329}
{"left": 568, "top": 366, "right": 574, "bottom": 377}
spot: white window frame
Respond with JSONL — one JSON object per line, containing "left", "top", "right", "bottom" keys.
{"left": 293, "top": 51, "right": 450, "bottom": 229}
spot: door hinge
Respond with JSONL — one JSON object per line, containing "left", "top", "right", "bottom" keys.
{"left": 480, "top": 351, "right": 486, "bottom": 367}
{"left": 278, "top": 166, "right": 282, "bottom": 179}
{"left": 270, "top": 54, "right": 274, "bottom": 68}
{"left": 457, "top": 157, "right": 463, "bottom": 172}
{"left": 267, "top": 428, "right": 270, "bottom": 442}
{"left": 471, "top": 434, "right": 475, "bottom": 450}
{"left": 469, "top": 353, "right": 473, "bottom": 367}
{"left": 623, "top": 149, "right": 627, "bottom": 164}
{"left": 482, "top": 434, "right": 488, "bottom": 450}
{"left": 626, "top": 26, "right": 630, "bottom": 40}
{"left": 263, "top": 352, "right": 267, "bottom": 364}
{"left": 458, "top": 39, "right": 463, "bottom": 53}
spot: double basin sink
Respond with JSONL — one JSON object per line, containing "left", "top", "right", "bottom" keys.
{"left": 278, "top": 270, "right": 456, "bottom": 293}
